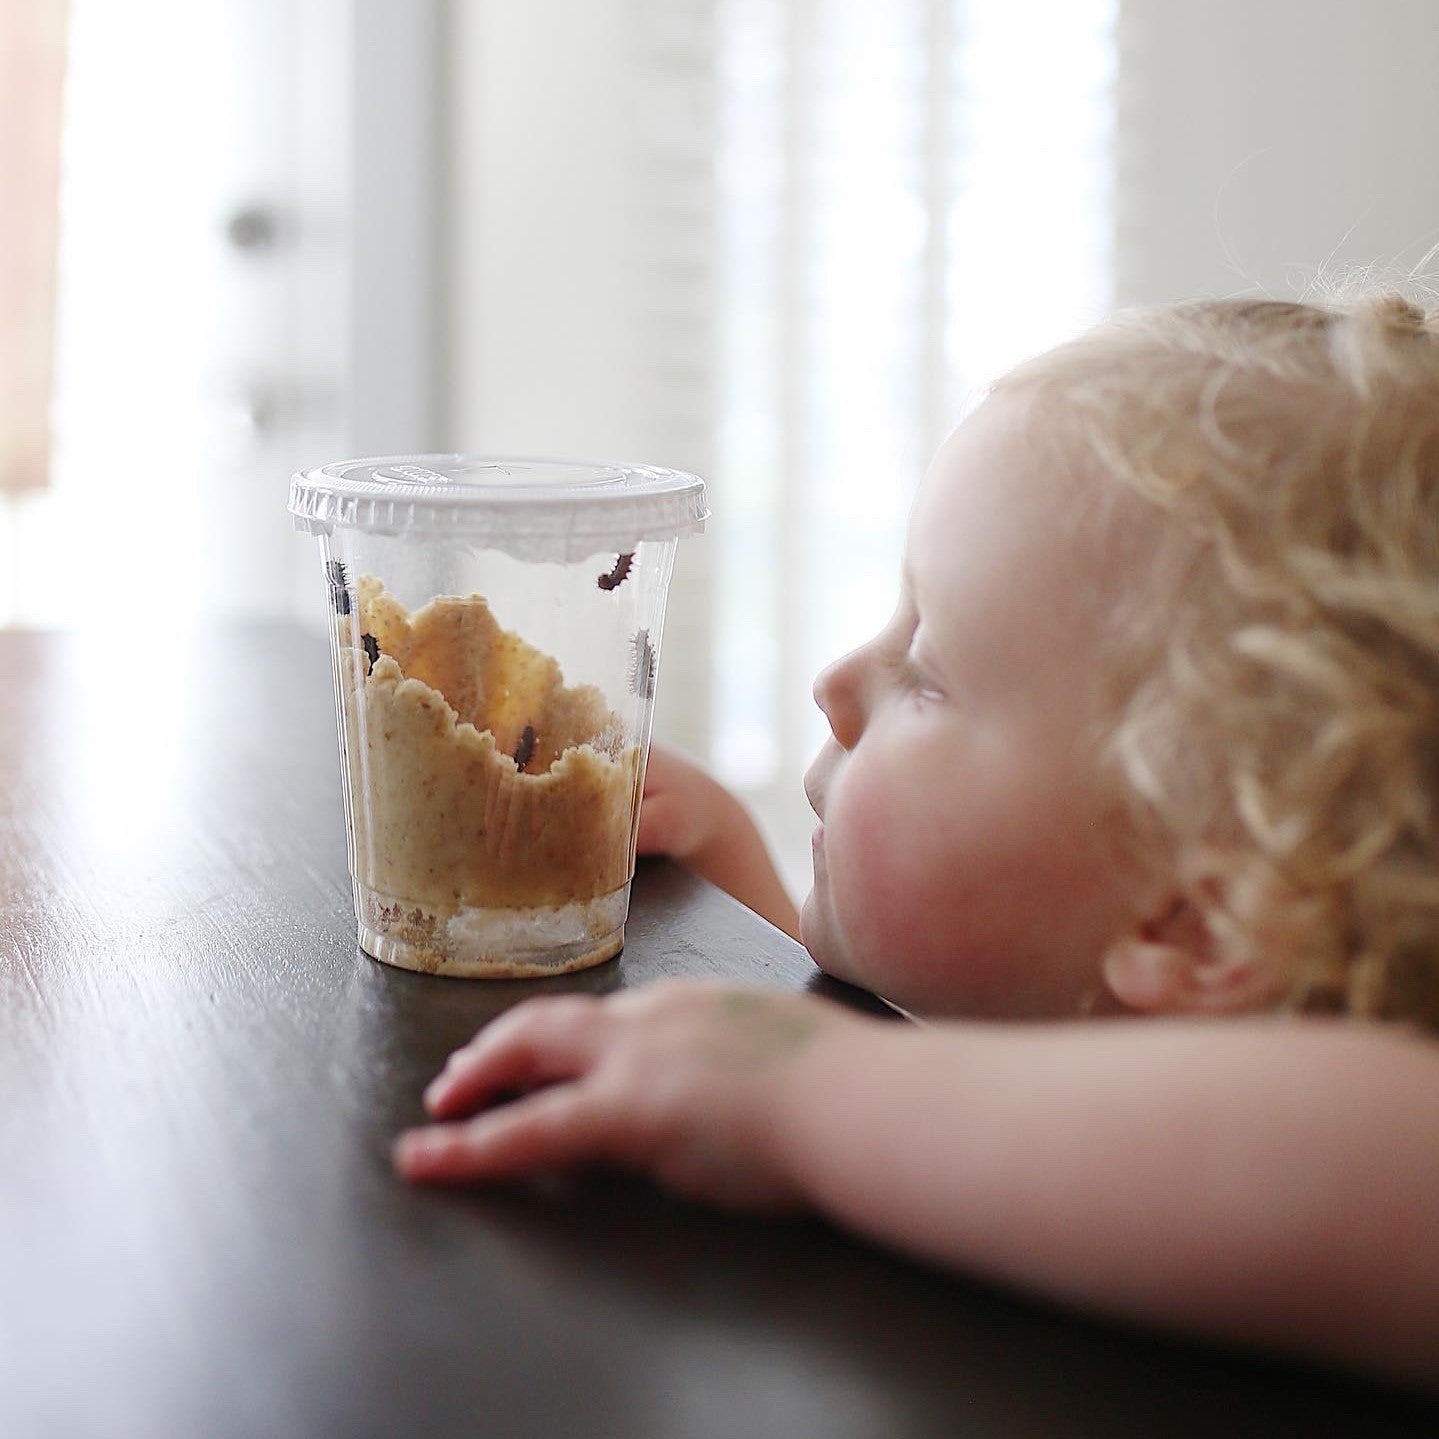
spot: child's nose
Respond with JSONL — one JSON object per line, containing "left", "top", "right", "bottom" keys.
{"left": 813, "top": 648, "right": 868, "bottom": 750}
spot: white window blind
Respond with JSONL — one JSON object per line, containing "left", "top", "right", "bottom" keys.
{"left": 709, "top": 0, "right": 1116, "bottom": 887}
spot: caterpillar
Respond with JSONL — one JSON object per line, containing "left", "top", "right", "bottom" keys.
{"left": 513, "top": 724, "right": 538, "bottom": 772}
{"left": 325, "top": 559, "right": 353, "bottom": 616}
{"left": 597, "top": 552, "right": 634, "bottom": 591}
{"left": 361, "top": 633, "right": 380, "bottom": 668}
{"left": 628, "top": 629, "right": 657, "bottom": 699}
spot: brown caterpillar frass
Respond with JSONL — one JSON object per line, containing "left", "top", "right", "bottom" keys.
{"left": 628, "top": 629, "right": 656, "bottom": 699}
{"left": 325, "top": 559, "right": 353, "bottom": 615}
{"left": 513, "top": 724, "right": 538, "bottom": 772}
{"left": 597, "top": 552, "right": 634, "bottom": 591}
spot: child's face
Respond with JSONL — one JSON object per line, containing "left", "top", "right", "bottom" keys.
{"left": 801, "top": 394, "right": 1152, "bottom": 1017}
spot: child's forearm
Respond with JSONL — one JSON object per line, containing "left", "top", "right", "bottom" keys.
{"left": 689, "top": 800, "right": 801, "bottom": 940}
{"left": 635, "top": 744, "right": 801, "bottom": 938}
{"left": 775, "top": 1018, "right": 1439, "bottom": 1390}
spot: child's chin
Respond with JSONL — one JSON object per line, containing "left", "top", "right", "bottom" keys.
{"left": 799, "top": 895, "right": 857, "bottom": 986}
{"left": 797, "top": 890, "right": 823, "bottom": 955}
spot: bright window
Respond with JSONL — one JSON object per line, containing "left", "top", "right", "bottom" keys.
{"left": 711, "top": 0, "right": 1117, "bottom": 880}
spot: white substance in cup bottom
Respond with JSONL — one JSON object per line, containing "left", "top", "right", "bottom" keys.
{"left": 444, "top": 889, "right": 629, "bottom": 959}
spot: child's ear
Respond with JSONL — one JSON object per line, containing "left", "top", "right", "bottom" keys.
{"left": 1101, "top": 890, "right": 1279, "bottom": 1016}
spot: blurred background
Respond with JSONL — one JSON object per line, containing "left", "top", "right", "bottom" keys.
{"left": 5, "top": 0, "right": 1439, "bottom": 896}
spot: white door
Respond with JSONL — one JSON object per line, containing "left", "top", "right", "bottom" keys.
{"left": 3, "top": 0, "right": 436, "bottom": 629}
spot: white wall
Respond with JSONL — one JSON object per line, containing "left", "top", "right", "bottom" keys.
{"left": 440, "top": 0, "right": 716, "bottom": 756}
{"left": 1116, "top": 0, "right": 1439, "bottom": 305}
{"left": 438, "top": 0, "right": 1439, "bottom": 788}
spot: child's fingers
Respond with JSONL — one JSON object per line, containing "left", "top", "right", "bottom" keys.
{"left": 635, "top": 788, "right": 687, "bottom": 856}
{"left": 424, "top": 997, "right": 606, "bottom": 1119}
{"left": 639, "top": 742, "right": 683, "bottom": 794}
{"left": 395, "top": 1085, "right": 614, "bottom": 1185}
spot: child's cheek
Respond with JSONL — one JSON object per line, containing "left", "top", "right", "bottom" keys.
{"left": 824, "top": 766, "right": 934, "bottom": 972}
{"left": 823, "top": 759, "right": 1021, "bottom": 1015}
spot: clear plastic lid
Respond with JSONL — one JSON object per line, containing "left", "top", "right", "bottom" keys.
{"left": 288, "top": 455, "right": 708, "bottom": 562}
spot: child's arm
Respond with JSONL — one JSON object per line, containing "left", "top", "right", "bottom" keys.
{"left": 395, "top": 985, "right": 1439, "bottom": 1392}
{"left": 785, "top": 1012, "right": 1439, "bottom": 1391}
{"left": 637, "top": 744, "right": 800, "bottom": 938}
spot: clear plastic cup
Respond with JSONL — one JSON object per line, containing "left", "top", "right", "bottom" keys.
{"left": 288, "top": 456, "right": 708, "bottom": 977}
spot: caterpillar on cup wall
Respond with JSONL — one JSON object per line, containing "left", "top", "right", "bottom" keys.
{"left": 325, "top": 559, "right": 353, "bottom": 616}
{"left": 628, "top": 629, "right": 656, "bottom": 699}
{"left": 597, "top": 553, "right": 634, "bottom": 591}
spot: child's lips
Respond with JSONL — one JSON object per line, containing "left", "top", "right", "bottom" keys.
{"left": 805, "top": 738, "right": 842, "bottom": 821}
{"left": 811, "top": 824, "right": 828, "bottom": 881}
{"left": 803, "top": 765, "right": 827, "bottom": 822}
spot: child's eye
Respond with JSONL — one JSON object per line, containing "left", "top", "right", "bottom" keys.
{"left": 893, "top": 654, "right": 944, "bottom": 705}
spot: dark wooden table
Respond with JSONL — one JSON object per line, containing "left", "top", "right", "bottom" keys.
{"left": 2, "top": 625, "right": 1435, "bottom": 1438}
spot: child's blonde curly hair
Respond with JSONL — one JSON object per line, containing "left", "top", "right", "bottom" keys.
{"left": 997, "top": 293, "right": 1439, "bottom": 1027}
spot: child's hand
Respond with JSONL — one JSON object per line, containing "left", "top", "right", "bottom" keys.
{"left": 637, "top": 745, "right": 802, "bottom": 938}
{"left": 392, "top": 981, "right": 859, "bottom": 1209}
{"left": 635, "top": 742, "right": 744, "bottom": 863}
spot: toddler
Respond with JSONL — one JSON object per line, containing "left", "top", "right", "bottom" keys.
{"left": 394, "top": 294, "right": 1439, "bottom": 1390}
